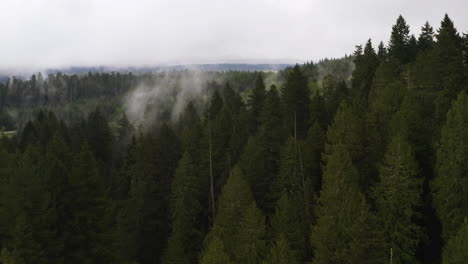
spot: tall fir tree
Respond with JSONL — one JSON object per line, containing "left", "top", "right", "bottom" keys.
{"left": 163, "top": 152, "right": 202, "bottom": 264}
{"left": 311, "top": 144, "right": 383, "bottom": 264}
{"left": 388, "top": 15, "right": 411, "bottom": 64}
{"left": 419, "top": 21, "right": 435, "bottom": 51}
{"left": 248, "top": 74, "right": 266, "bottom": 134}
{"left": 432, "top": 91, "right": 468, "bottom": 241}
{"left": 372, "top": 134, "right": 423, "bottom": 264}
{"left": 282, "top": 65, "right": 310, "bottom": 139}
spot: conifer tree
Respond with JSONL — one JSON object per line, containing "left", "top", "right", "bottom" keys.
{"left": 233, "top": 203, "right": 267, "bottom": 264}
{"left": 351, "top": 40, "right": 379, "bottom": 106}
{"left": 433, "top": 14, "right": 466, "bottom": 127}
{"left": 432, "top": 91, "right": 468, "bottom": 241}
{"left": 248, "top": 74, "right": 266, "bottom": 134}
{"left": 311, "top": 144, "right": 383, "bottom": 264}
{"left": 388, "top": 15, "right": 411, "bottom": 64}
{"left": 66, "top": 142, "right": 113, "bottom": 263}
{"left": 419, "top": 21, "right": 435, "bottom": 51}
{"left": 325, "top": 103, "right": 369, "bottom": 188}
{"left": 372, "top": 134, "right": 423, "bottom": 264}
{"left": 282, "top": 65, "right": 310, "bottom": 139}
{"left": 270, "top": 193, "right": 305, "bottom": 260}
{"left": 163, "top": 152, "right": 202, "bottom": 264}
{"left": 204, "top": 166, "right": 254, "bottom": 258}
{"left": 238, "top": 137, "right": 269, "bottom": 211}
{"left": 302, "top": 121, "right": 325, "bottom": 194}
{"left": 377, "top": 41, "right": 387, "bottom": 61}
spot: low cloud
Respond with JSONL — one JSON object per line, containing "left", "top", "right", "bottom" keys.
{"left": 0, "top": 0, "right": 466, "bottom": 71}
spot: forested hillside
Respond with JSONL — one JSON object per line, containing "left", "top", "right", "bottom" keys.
{"left": 0, "top": 14, "right": 467, "bottom": 264}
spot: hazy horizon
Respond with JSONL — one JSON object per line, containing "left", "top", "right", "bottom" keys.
{"left": 1, "top": 0, "right": 467, "bottom": 73}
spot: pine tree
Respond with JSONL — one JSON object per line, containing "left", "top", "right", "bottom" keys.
{"left": 208, "top": 90, "right": 223, "bottom": 118}
{"left": 377, "top": 41, "right": 387, "bottom": 61}
{"left": 282, "top": 65, "right": 310, "bottom": 139}
{"left": 325, "top": 103, "right": 369, "bottom": 188}
{"left": 233, "top": 202, "right": 267, "bottom": 264}
{"left": 270, "top": 193, "right": 305, "bottom": 260}
{"left": 238, "top": 137, "right": 269, "bottom": 211}
{"left": 311, "top": 144, "right": 383, "bottom": 264}
{"left": 433, "top": 14, "right": 466, "bottom": 127}
{"left": 248, "top": 74, "right": 266, "bottom": 134}
{"left": 419, "top": 21, "right": 435, "bottom": 51}
{"left": 351, "top": 40, "right": 379, "bottom": 106}
{"left": 432, "top": 91, "right": 468, "bottom": 241}
{"left": 388, "top": 15, "right": 411, "bottom": 64}
{"left": 302, "top": 121, "right": 325, "bottom": 195}
{"left": 372, "top": 134, "right": 423, "bottom": 264}
{"left": 65, "top": 142, "right": 113, "bottom": 263}
{"left": 163, "top": 152, "right": 202, "bottom": 264}
{"left": 204, "top": 166, "right": 254, "bottom": 258}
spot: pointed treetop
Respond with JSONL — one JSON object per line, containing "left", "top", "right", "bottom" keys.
{"left": 388, "top": 15, "right": 411, "bottom": 63}
{"left": 419, "top": 21, "right": 435, "bottom": 50}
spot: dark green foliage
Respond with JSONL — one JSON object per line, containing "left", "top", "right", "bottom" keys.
{"left": 311, "top": 144, "right": 383, "bottom": 264}
{"left": 302, "top": 121, "right": 325, "bottom": 194}
{"left": 201, "top": 166, "right": 267, "bottom": 264}
{"left": 372, "top": 134, "right": 423, "bottom": 264}
{"left": 325, "top": 103, "right": 370, "bottom": 188}
{"left": 282, "top": 65, "right": 310, "bottom": 139}
{"left": 233, "top": 203, "right": 267, "bottom": 264}
{"left": 442, "top": 219, "right": 468, "bottom": 264}
{"left": 248, "top": 74, "right": 266, "bottom": 134}
{"left": 270, "top": 193, "right": 305, "bottom": 260}
{"left": 263, "top": 234, "right": 298, "bottom": 264}
{"left": 388, "top": 15, "right": 411, "bottom": 64}
{"left": 200, "top": 236, "right": 232, "bottom": 264}
{"left": 351, "top": 40, "right": 379, "bottom": 106}
{"left": 163, "top": 152, "right": 202, "bottom": 264}
{"left": 419, "top": 22, "right": 435, "bottom": 51}
{"left": 432, "top": 91, "right": 468, "bottom": 241}
{"left": 66, "top": 142, "right": 113, "bottom": 263}
{"left": 377, "top": 41, "right": 387, "bottom": 61}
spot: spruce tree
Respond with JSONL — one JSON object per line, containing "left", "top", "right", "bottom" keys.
{"left": 203, "top": 166, "right": 254, "bottom": 259}
{"left": 388, "top": 15, "right": 411, "bottom": 64}
{"left": 311, "top": 144, "right": 383, "bottom": 264}
{"left": 65, "top": 142, "right": 113, "bottom": 263}
{"left": 233, "top": 202, "right": 267, "bottom": 264}
{"left": 372, "top": 134, "right": 423, "bottom": 264}
{"left": 432, "top": 91, "right": 468, "bottom": 241}
{"left": 282, "top": 65, "right": 310, "bottom": 139}
{"left": 163, "top": 152, "right": 202, "bottom": 264}
{"left": 351, "top": 40, "right": 379, "bottom": 107}
{"left": 270, "top": 193, "right": 305, "bottom": 260}
{"left": 419, "top": 21, "right": 435, "bottom": 51}
{"left": 248, "top": 74, "right": 266, "bottom": 134}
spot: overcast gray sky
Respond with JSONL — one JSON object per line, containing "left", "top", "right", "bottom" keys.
{"left": 1, "top": 0, "right": 466, "bottom": 71}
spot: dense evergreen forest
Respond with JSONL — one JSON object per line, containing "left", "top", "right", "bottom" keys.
{"left": 0, "top": 14, "right": 467, "bottom": 263}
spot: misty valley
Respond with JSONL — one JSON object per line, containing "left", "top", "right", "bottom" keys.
{"left": 0, "top": 13, "right": 467, "bottom": 264}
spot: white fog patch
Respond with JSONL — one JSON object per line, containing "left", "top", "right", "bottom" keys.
{"left": 124, "top": 71, "right": 219, "bottom": 128}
